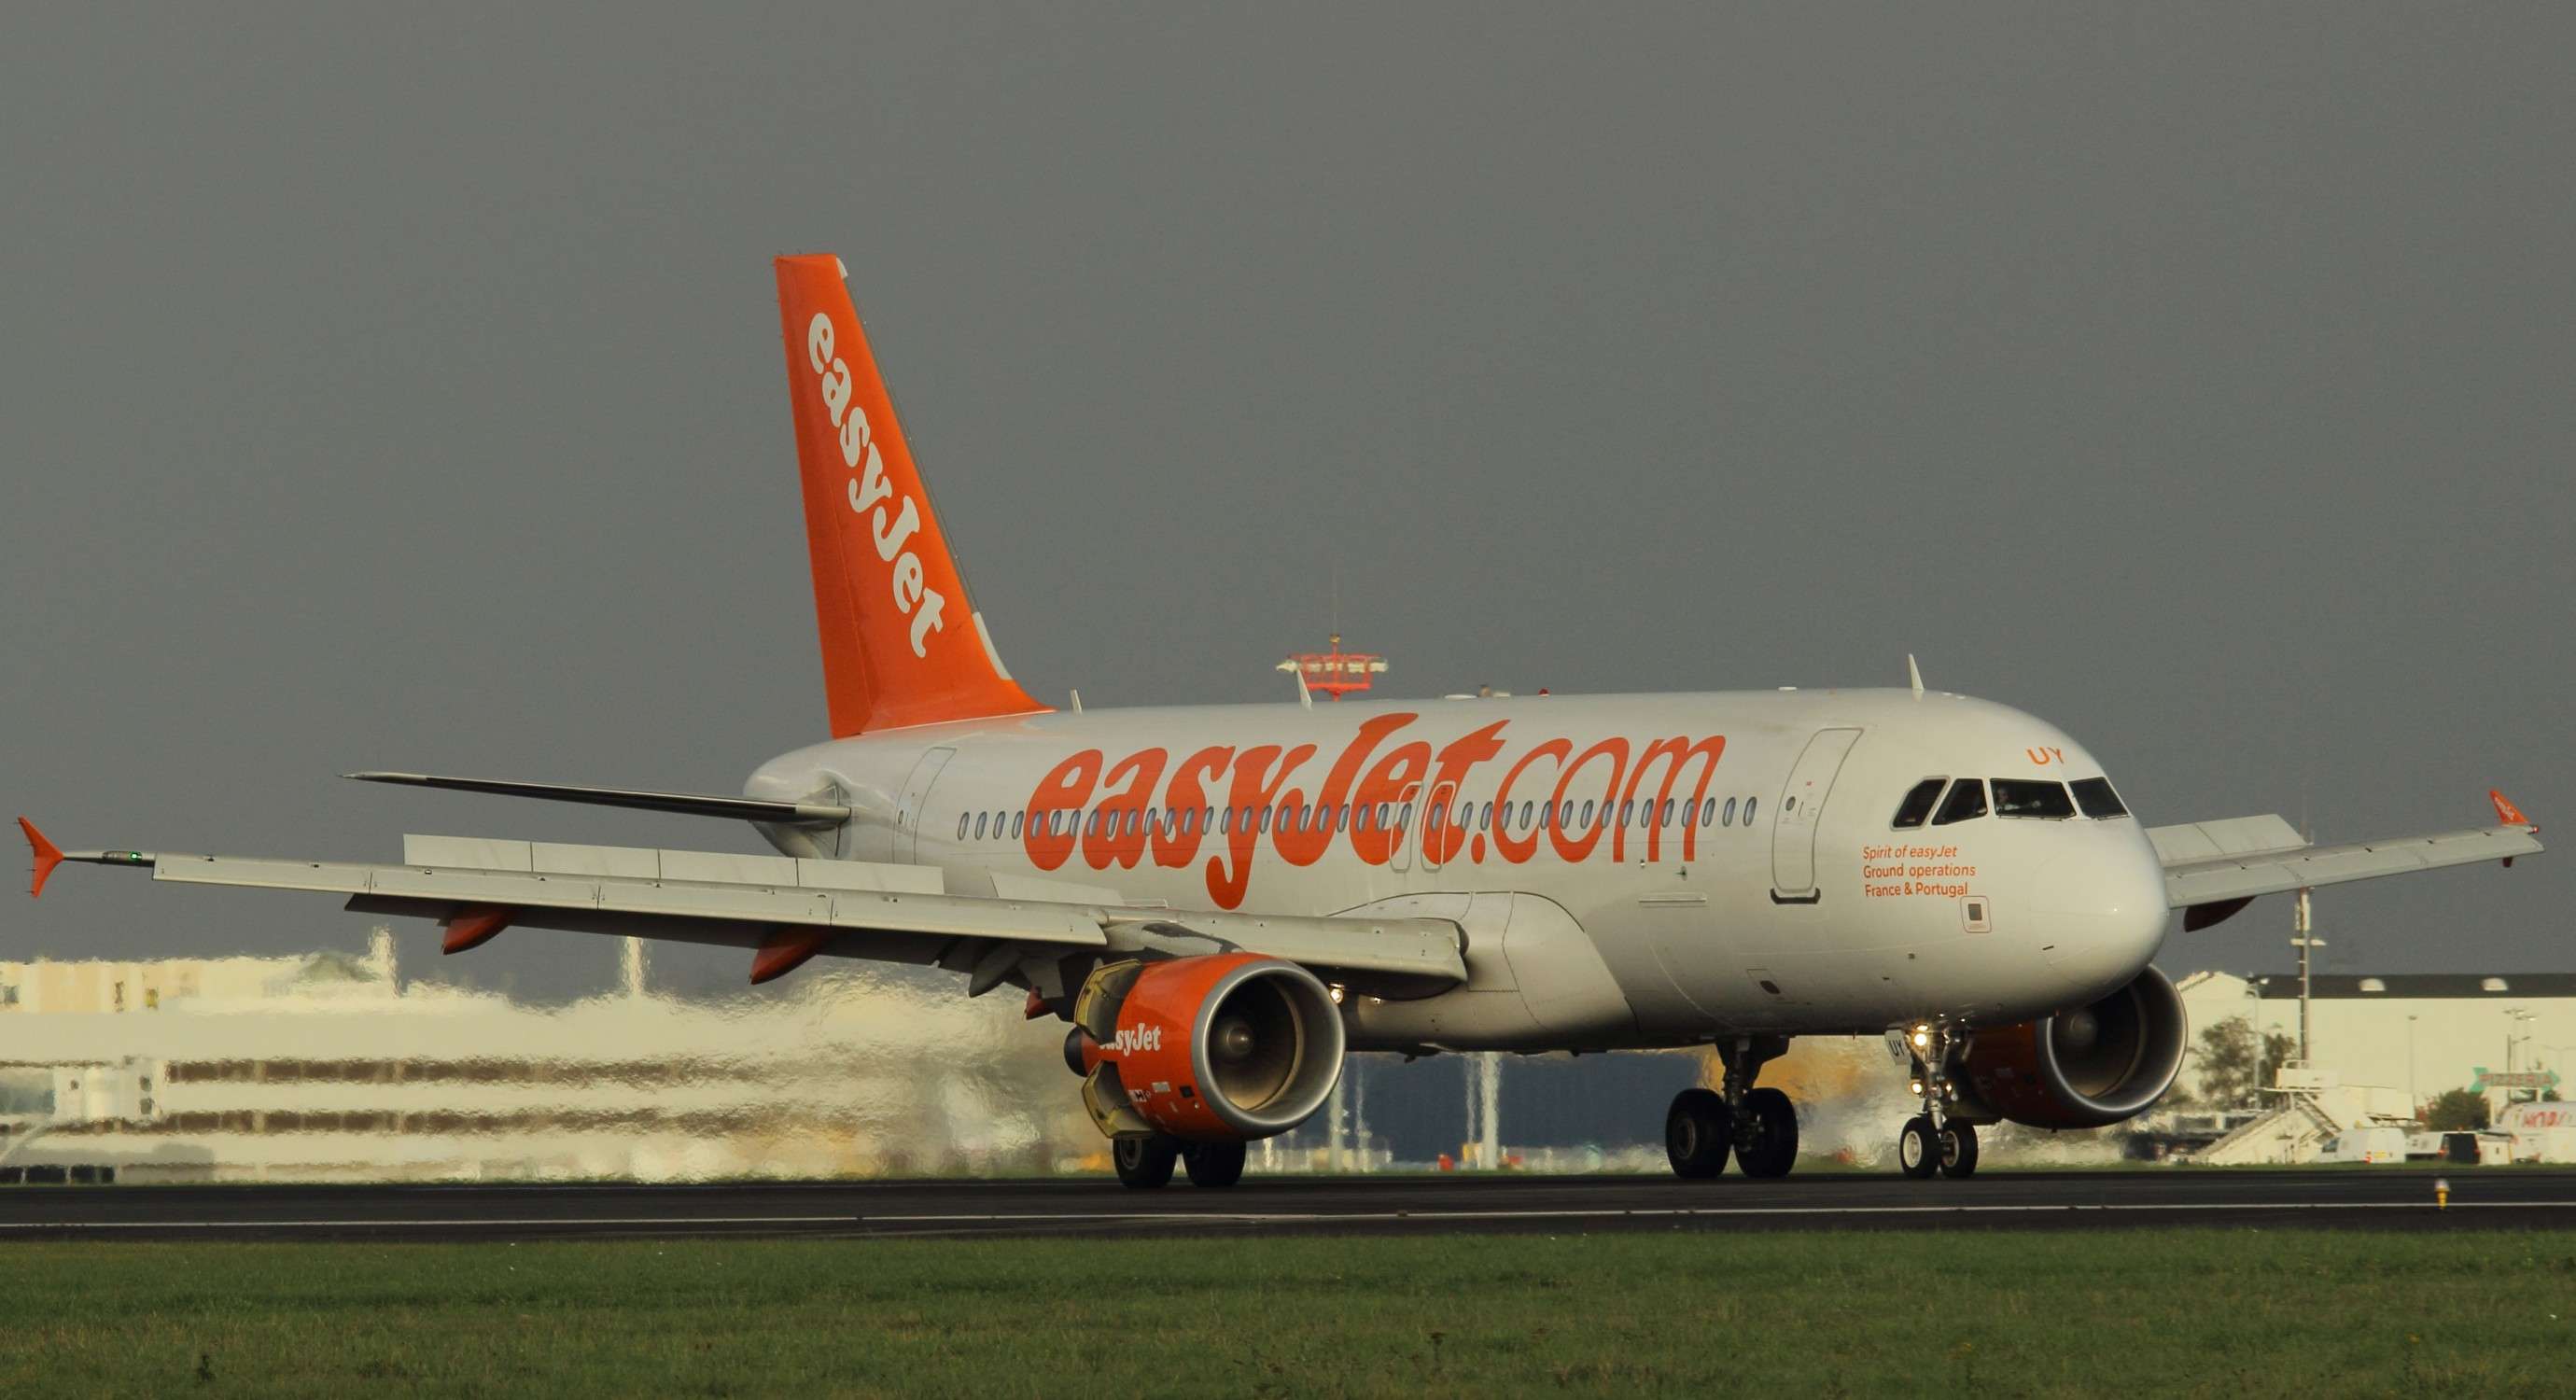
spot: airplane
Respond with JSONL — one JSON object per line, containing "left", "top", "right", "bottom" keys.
{"left": 20, "top": 254, "right": 2546, "bottom": 1187}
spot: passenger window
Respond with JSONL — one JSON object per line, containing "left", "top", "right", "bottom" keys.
{"left": 1399, "top": 803, "right": 1413, "bottom": 830}
{"left": 1701, "top": 797, "right": 1717, "bottom": 827}
{"left": 957, "top": 814, "right": 969, "bottom": 840}
{"left": 1890, "top": 778, "right": 1946, "bottom": 830}
{"left": 1659, "top": 798, "right": 1674, "bottom": 825}
{"left": 1012, "top": 811, "right": 1025, "bottom": 839}
{"left": 1617, "top": 800, "right": 1633, "bottom": 825}
{"left": 1992, "top": 779, "right": 2076, "bottom": 819}
{"left": 2070, "top": 777, "right": 2130, "bottom": 819}
{"left": 1930, "top": 780, "right": 1987, "bottom": 826}
{"left": 1743, "top": 796, "right": 1758, "bottom": 825}
{"left": 1722, "top": 796, "right": 1737, "bottom": 826}
{"left": 1577, "top": 800, "right": 1594, "bottom": 827}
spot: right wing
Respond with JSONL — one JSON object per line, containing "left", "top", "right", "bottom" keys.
{"left": 2150, "top": 791, "right": 2542, "bottom": 931}
{"left": 18, "top": 823, "right": 1467, "bottom": 1005}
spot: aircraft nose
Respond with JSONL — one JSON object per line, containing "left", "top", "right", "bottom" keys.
{"left": 2028, "top": 834, "right": 2171, "bottom": 999}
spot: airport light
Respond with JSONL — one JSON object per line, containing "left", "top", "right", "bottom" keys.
{"left": 2407, "top": 1015, "right": 2420, "bottom": 1117}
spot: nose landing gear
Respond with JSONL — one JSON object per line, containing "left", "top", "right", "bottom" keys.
{"left": 1665, "top": 1035, "right": 1800, "bottom": 1180}
{"left": 1897, "top": 1115, "right": 1978, "bottom": 1179}
{"left": 1896, "top": 1019, "right": 1982, "bottom": 1180}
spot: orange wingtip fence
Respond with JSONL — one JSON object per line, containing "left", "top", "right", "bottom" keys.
{"left": 2490, "top": 790, "right": 2535, "bottom": 830}
{"left": 19, "top": 818, "right": 63, "bottom": 900}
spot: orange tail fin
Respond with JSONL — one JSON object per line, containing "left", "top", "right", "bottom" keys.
{"left": 774, "top": 255, "right": 1045, "bottom": 735}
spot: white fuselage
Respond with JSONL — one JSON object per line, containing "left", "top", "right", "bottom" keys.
{"left": 745, "top": 688, "right": 2170, "bottom": 1051}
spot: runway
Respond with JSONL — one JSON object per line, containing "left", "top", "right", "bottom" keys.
{"left": 7, "top": 1169, "right": 2576, "bottom": 1241}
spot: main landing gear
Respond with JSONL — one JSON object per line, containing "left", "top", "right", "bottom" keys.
{"left": 1113, "top": 1134, "right": 1247, "bottom": 1190}
{"left": 1666, "top": 1035, "right": 1800, "bottom": 1180}
{"left": 1896, "top": 1020, "right": 1981, "bottom": 1180}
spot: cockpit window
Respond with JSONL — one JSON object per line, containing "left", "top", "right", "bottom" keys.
{"left": 1890, "top": 778, "right": 1946, "bottom": 829}
{"left": 2070, "top": 777, "right": 2130, "bottom": 819}
{"left": 1993, "top": 779, "right": 2076, "bottom": 819}
{"left": 1930, "top": 778, "right": 1988, "bottom": 826}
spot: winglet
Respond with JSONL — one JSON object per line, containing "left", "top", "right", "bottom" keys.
{"left": 19, "top": 818, "right": 63, "bottom": 900}
{"left": 2491, "top": 789, "right": 2535, "bottom": 831}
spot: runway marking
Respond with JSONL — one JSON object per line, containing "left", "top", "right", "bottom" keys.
{"left": 7, "top": 1200, "right": 2576, "bottom": 1232}
{"left": 0, "top": 1215, "right": 858, "bottom": 1231}
{"left": 867, "top": 1200, "right": 2576, "bottom": 1225}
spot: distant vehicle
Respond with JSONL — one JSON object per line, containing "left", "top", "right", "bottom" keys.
{"left": 20, "top": 255, "right": 2548, "bottom": 1186}
{"left": 2496, "top": 1102, "right": 2576, "bottom": 1163}
{"left": 2413, "top": 1130, "right": 2520, "bottom": 1165}
{"left": 2317, "top": 1127, "right": 2408, "bottom": 1164}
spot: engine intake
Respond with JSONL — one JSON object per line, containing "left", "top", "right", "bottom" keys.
{"left": 1958, "top": 965, "right": 2188, "bottom": 1128}
{"left": 1070, "top": 953, "right": 1345, "bottom": 1142}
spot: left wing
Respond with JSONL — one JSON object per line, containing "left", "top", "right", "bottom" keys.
{"left": 15, "top": 821, "right": 1468, "bottom": 1001}
{"left": 2150, "top": 790, "right": 2541, "bottom": 931}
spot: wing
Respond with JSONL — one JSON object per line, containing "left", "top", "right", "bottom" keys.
{"left": 2150, "top": 790, "right": 2542, "bottom": 931}
{"left": 16, "top": 823, "right": 1466, "bottom": 1007}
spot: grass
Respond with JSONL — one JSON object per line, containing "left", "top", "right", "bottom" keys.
{"left": 2, "top": 1229, "right": 2573, "bottom": 1396}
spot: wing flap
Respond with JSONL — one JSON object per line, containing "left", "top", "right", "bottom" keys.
{"left": 2146, "top": 814, "right": 2309, "bottom": 865}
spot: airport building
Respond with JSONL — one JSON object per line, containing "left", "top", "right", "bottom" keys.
{"left": 0, "top": 932, "right": 1085, "bottom": 1183}
{"left": 2176, "top": 970, "right": 2576, "bottom": 1114}
{"left": 9, "top": 923, "right": 2573, "bottom": 1182}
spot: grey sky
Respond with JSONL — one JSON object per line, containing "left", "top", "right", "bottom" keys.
{"left": 5, "top": 5, "right": 2569, "bottom": 1001}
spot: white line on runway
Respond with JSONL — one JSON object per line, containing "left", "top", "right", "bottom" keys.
{"left": 7, "top": 1200, "right": 2575, "bottom": 1232}
{"left": 0, "top": 1216, "right": 858, "bottom": 1230}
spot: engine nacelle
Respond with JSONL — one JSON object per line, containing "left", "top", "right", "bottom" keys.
{"left": 1956, "top": 966, "right": 2188, "bottom": 1129}
{"left": 1070, "top": 953, "right": 1345, "bottom": 1142}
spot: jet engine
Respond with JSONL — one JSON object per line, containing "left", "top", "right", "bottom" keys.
{"left": 1956, "top": 966, "right": 2188, "bottom": 1128}
{"left": 1064, "top": 953, "right": 1346, "bottom": 1142}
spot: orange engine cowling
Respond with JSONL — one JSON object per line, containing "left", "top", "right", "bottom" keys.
{"left": 1069, "top": 953, "right": 1346, "bottom": 1142}
{"left": 1956, "top": 966, "right": 2189, "bottom": 1129}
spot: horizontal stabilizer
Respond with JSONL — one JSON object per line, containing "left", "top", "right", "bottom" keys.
{"left": 345, "top": 772, "right": 850, "bottom": 825}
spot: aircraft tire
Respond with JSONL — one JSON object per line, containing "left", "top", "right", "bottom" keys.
{"left": 1114, "top": 1134, "right": 1180, "bottom": 1189}
{"left": 1897, "top": 1115, "right": 1940, "bottom": 1179}
{"left": 1939, "top": 1122, "right": 1980, "bottom": 1179}
{"left": 1735, "top": 1086, "right": 1800, "bottom": 1179}
{"left": 1665, "top": 1088, "right": 1732, "bottom": 1179}
{"left": 1183, "top": 1141, "right": 1247, "bottom": 1188}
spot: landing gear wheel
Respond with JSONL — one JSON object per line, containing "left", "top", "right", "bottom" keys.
{"left": 1938, "top": 1122, "right": 1980, "bottom": 1179}
{"left": 1897, "top": 1115, "right": 1939, "bottom": 1180}
{"left": 1182, "top": 1141, "right": 1247, "bottom": 1188}
{"left": 1734, "top": 1086, "right": 1801, "bottom": 1179}
{"left": 1113, "top": 1134, "right": 1180, "bottom": 1189}
{"left": 1665, "top": 1088, "right": 1733, "bottom": 1179}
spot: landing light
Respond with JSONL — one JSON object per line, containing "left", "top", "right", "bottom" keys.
{"left": 1328, "top": 984, "right": 1346, "bottom": 1005}
{"left": 1910, "top": 1025, "right": 1931, "bottom": 1050}
{"left": 1908, "top": 1079, "right": 1925, "bottom": 1097}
